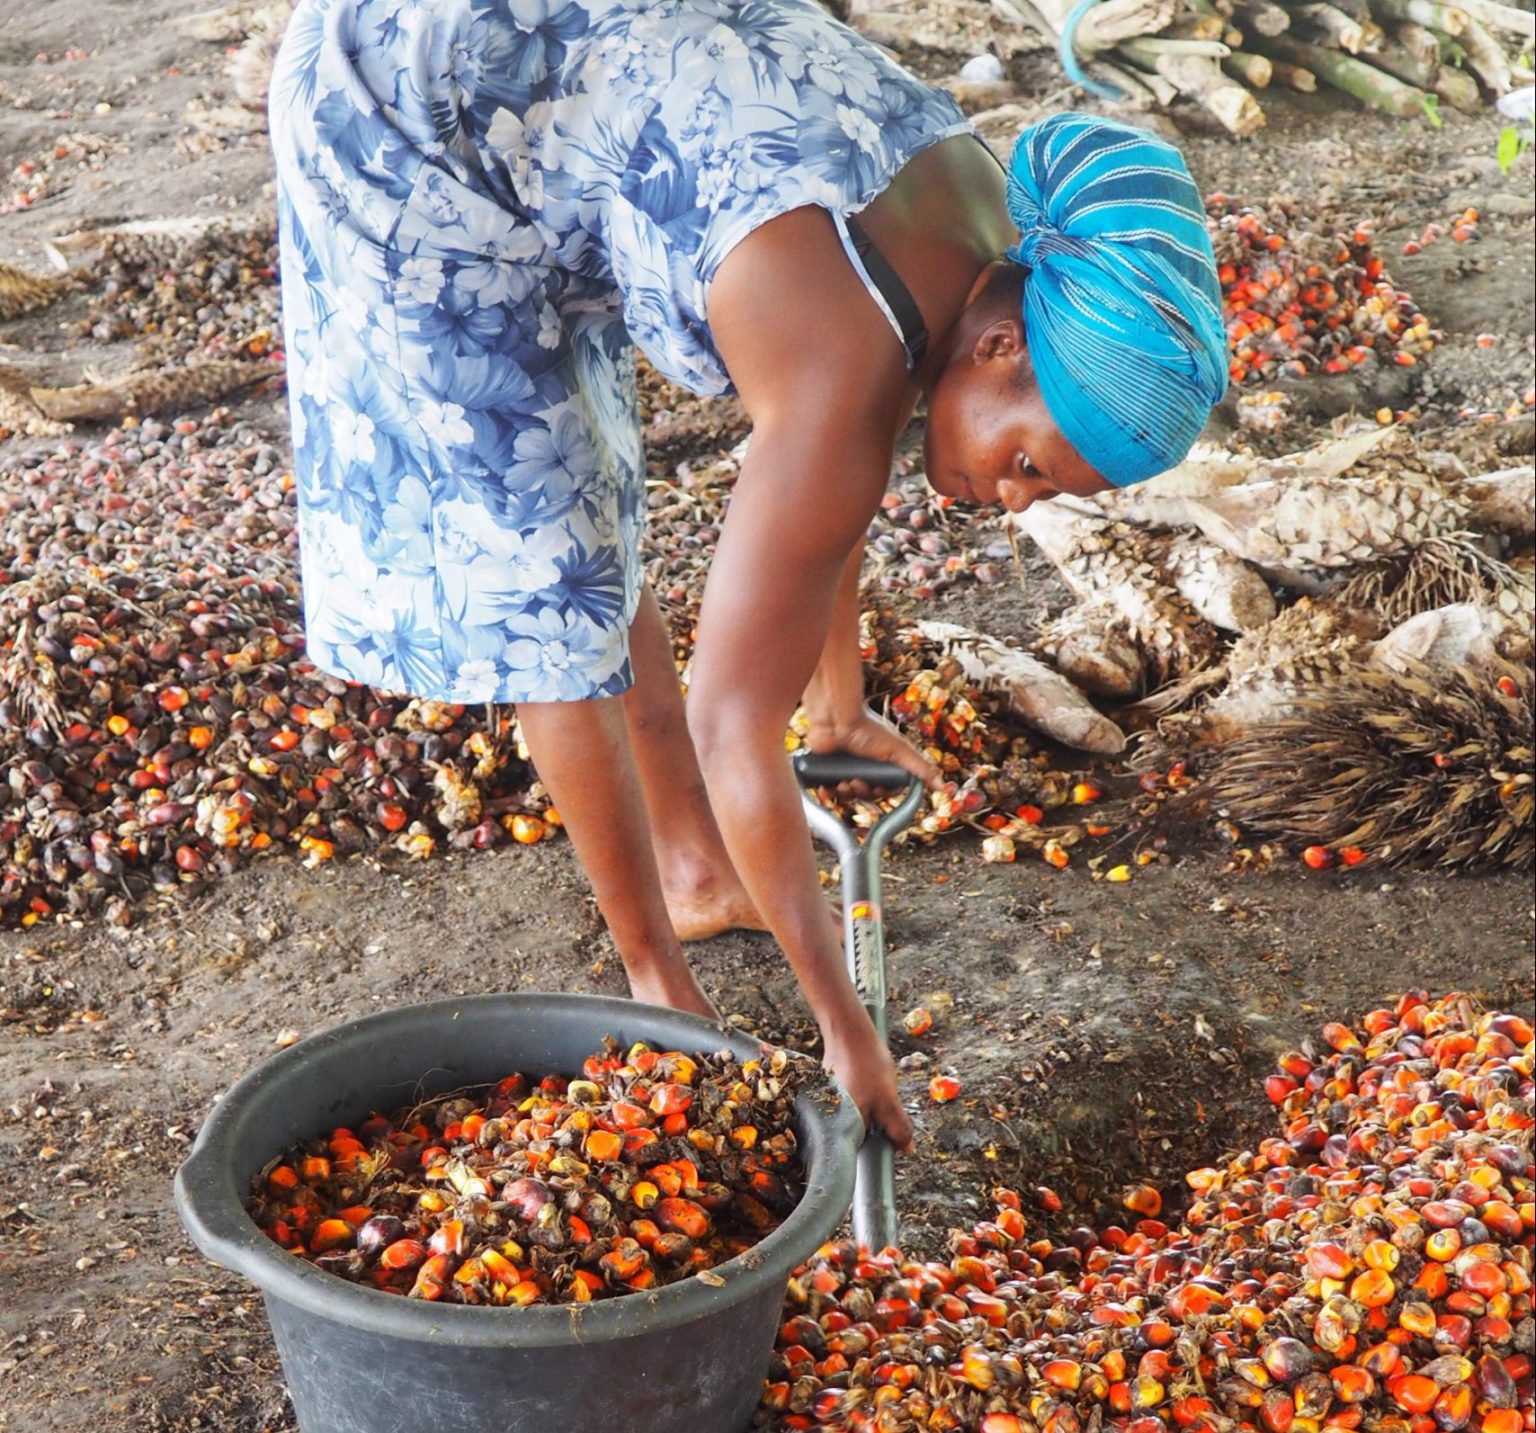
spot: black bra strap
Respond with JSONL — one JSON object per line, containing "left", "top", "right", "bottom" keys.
{"left": 843, "top": 213, "right": 929, "bottom": 372}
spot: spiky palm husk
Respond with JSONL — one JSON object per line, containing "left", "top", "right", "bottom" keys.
{"left": 1206, "top": 658, "right": 1534, "bottom": 871}
{"left": 1034, "top": 601, "right": 1144, "bottom": 700}
{"left": 1330, "top": 536, "right": 1535, "bottom": 628}
{"left": 33, "top": 360, "right": 272, "bottom": 423}
{"left": 1013, "top": 504, "right": 1221, "bottom": 686}
{"left": 0, "top": 261, "right": 72, "bottom": 322}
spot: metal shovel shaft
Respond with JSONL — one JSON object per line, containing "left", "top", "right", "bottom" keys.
{"left": 792, "top": 752, "right": 924, "bottom": 1251}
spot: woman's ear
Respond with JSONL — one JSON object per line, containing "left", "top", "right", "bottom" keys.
{"left": 972, "top": 316, "right": 1026, "bottom": 366}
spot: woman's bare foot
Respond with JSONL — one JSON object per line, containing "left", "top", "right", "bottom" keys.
{"left": 662, "top": 870, "right": 769, "bottom": 942}
{"left": 626, "top": 965, "right": 722, "bottom": 1022}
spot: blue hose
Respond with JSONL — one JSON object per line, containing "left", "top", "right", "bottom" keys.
{"left": 1059, "top": 0, "right": 1128, "bottom": 101}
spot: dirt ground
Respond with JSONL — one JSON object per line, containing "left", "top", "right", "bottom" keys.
{"left": 2, "top": 2, "right": 1534, "bottom": 1431}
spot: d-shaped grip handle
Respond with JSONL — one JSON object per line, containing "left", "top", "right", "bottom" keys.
{"left": 792, "top": 752, "right": 917, "bottom": 790}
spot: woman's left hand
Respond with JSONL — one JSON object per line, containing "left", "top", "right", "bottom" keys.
{"left": 804, "top": 707, "right": 942, "bottom": 794}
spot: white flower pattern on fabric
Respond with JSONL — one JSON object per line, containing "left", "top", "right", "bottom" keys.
{"left": 270, "top": 0, "right": 968, "bottom": 704}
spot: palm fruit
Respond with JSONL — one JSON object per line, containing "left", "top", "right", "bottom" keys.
{"left": 1368, "top": 602, "right": 1534, "bottom": 678}
{"left": 1457, "top": 465, "right": 1535, "bottom": 537}
{"left": 1204, "top": 598, "right": 1383, "bottom": 732}
{"left": 1033, "top": 602, "right": 1145, "bottom": 700}
{"left": 0, "top": 260, "right": 72, "bottom": 321}
{"left": 914, "top": 621, "right": 1127, "bottom": 755}
{"left": 1205, "top": 657, "right": 1532, "bottom": 870}
{"left": 1158, "top": 529, "right": 1278, "bottom": 633}
{"left": 1010, "top": 501, "right": 1221, "bottom": 685}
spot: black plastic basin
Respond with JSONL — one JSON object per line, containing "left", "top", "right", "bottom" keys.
{"left": 174, "top": 993, "right": 862, "bottom": 1433}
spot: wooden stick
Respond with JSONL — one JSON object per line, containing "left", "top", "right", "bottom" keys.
{"left": 1371, "top": 0, "right": 1469, "bottom": 37}
{"left": 1365, "top": 38, "right": 1439, "bottom": 84}
{"left": 1392, "top": 20, "right": 1444, "bottom": 67}
{"left": 1166, "top": 13, "right": 1228, "bottom": 40}
{"left": 1433, "top": 61, "right": 1484, "bottom": 108}
{"left": 1122, "top": 47, "right": 1267, "bottom": 130}
{"left": 1269, "top": 58, "right": 1320, "bottom": 86}
{"left": 1255, "top": 32, "right": 1437, "bottom": 111}
{"left": 1235, "top": 0, "right": 1291, "bottom": 35}
{"left": 1092, "top": 58, "right": 1175, "bottom": 103}
{"left": 1119, "top": 34, "right": 1234, "bottom": 57}
{"left": 1291, "top": 3, "right": 1369, "bottom": 52}
{"left": 1224, "top": 49, "right": 1276, "bottom": 83}
{"left": 995, "top": 0, "right": 1178, "bottom": 47}
{"left": 1456, "top": 14, "right": 1514, "bottom": 91}
{"left": 1453, "top": 0, "right": 1533, "bottom": 38}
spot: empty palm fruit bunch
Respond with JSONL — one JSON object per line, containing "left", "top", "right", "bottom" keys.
{"left": 1010, "top": 500, "right": 1222, "bottom": 686}
{"left": 1204, "top": 657, "right": 1533, "bottom": 870}
{"left": 757, "top": 991, "right": 1533, "bottom": 1431}
{"left": 248, "top": 1040, "right": 811, "bottom": 1305}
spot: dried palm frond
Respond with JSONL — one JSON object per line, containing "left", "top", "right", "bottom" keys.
{"left": 30, "top": 360, "right": 272, "bottom": 423}
{"left": 1330, "top": 535, "right": 1535, "bottom": 626}
{"left": 1205, "top": 659, "right": 1533, "bottom": 871}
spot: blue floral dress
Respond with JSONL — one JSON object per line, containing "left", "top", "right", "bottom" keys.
{"left": 270, "top": 0, "right": 970, "bottom": 703}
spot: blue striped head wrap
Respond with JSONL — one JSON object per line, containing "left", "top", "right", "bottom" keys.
{"left": 1006, "top": 113, "right": 1227, "bottom": 486}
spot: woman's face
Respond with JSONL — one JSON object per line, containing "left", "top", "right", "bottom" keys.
{"left": 922, "top": 316, "right": 1110, "bottom": 514}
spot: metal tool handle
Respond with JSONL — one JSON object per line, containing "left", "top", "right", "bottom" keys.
{"left": 791, "top": 749, "right": 924, "bottom": 1252}
{"left": 791, "top": 752, "right": 916, "bottom": 789}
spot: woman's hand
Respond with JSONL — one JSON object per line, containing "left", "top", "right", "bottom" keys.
{"left": 820, "top": 1004, "right": 915, "bottom": 1151}
{"left": 805, "top": 706, "right": 942, "bottom": 793}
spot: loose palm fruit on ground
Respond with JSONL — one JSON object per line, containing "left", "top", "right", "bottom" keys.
{"left": 754, "top": 992, "right": 1533, "bottom": 1433}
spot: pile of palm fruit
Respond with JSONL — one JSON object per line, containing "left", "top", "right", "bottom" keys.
{"left": 249, "top": 1040, "right": 810, "bottom": 1306}
{"left": 754, "top": 991, "right": 1534, "bottom": 1431}
{"left": 1208, "top": 197, "right": 1436, "bottom": 389}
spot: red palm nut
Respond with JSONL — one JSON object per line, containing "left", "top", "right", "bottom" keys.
{"left": 1400, "top": 1302, "right": 1439, "bottom": 1337}
{"left": 1426, "top": 1229, "right": 1463, "bottom": 1261}
{"left": 1308, "top": 1243, "right": 1353, "bottom": 1280}
{"left": 378, "top": 1238, "right": 428, "bottom": 1271}
{"left": 1262, "top": 1338, "right": 1315, "bottom": 1383}
{"left": 1460, "top": 1262, "right": 1507, "bottom": 1298}
{"left": 654, "top": 1197, "right": 710, "bottom": 1240}
{"left": 1332, "top": 1367, "right": 1375, "bottom": 1403}
{"left": 409, "top": 1253, "right": 455, "bottom": 1301}
{"left": 1351, "top": 1270, "right": 1396, "bottom": 1307}
{"left": 648, "top": 1084, "right": 692, "bottom": 1117}
{"left": 1433, "top": 1385, "right": 1473, "bottom": 1431}
{"left": 1390, "top": 1376, "right": 1442, "bottom": 1414}
{"left": 308, "top": 1218, "right": 356, "bottom": 1254}
{"left": 1043, "top": 1359, "right": 1084, "bottom": 1392}
{"left": 1124, "top": 1186, "right": 1163, "bottom": 1217}
{"left": 1294, "top": 1371, "right": 1335, "bottom": 1418}
{"left": 1481, "top": 1414, "right": 1523, "bottom": 1433}
{"left": 1263, "top": 1387, "right": 1295, "bottom": 1433}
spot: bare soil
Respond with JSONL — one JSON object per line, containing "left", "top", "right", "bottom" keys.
{"left": 2, "top": 2, "right": 1533, "bottom": 1430}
